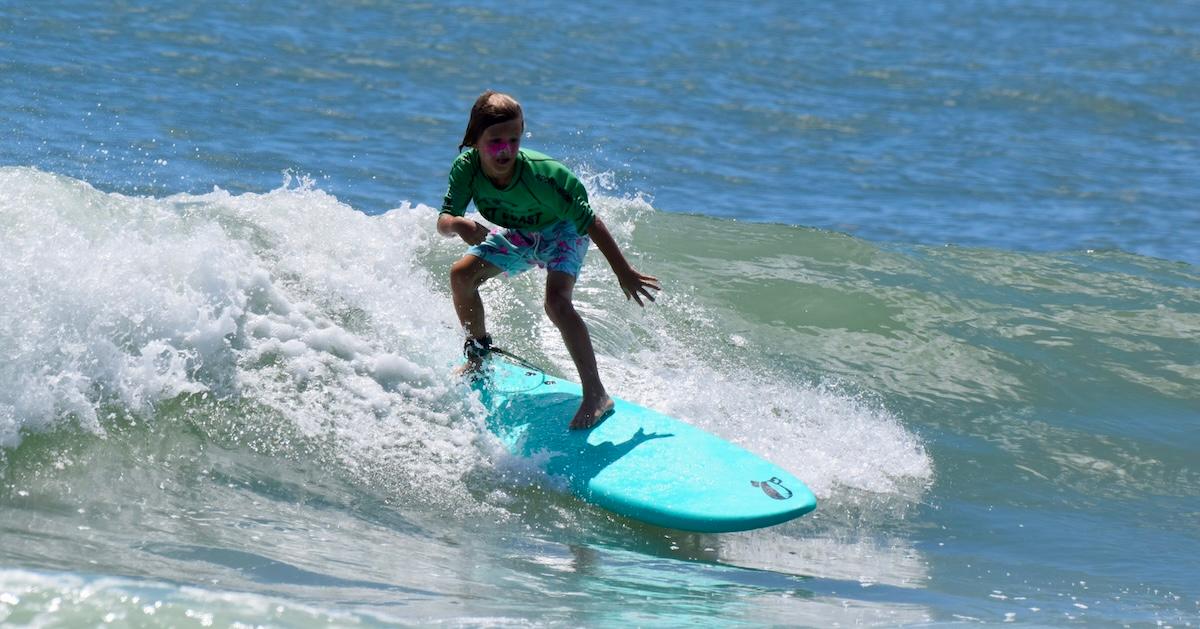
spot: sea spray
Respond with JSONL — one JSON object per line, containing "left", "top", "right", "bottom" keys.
{"left": 0, "top": 168, "right": 488, "bottom": 514}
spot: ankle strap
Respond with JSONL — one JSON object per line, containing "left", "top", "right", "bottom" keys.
{"left": 464, "top": 334, "right": 493, "bottom": 360}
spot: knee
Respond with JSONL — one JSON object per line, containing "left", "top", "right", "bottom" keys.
{"left": 544, "top": 291, "right": 575, "bottom": 324}
{"left": 450, "top": 259, "right": 481, "bottom": 292}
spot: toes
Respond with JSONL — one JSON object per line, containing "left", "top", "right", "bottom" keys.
{"left": 569, "top": 401, "right": 614, "bottom": 430}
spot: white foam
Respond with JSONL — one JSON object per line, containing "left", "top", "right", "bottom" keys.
{"left": 0, "top": 169, "right": 477, "bottom": 491}
{"left": 0, "top": 568, "right": 381, "bottom": 625}
{"left": 0, "top": 166, "right": 930, "bottom": 514}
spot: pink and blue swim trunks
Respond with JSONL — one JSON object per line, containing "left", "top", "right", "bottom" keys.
{"left": 467, "top": 220, "right": 590, "bottom": 278}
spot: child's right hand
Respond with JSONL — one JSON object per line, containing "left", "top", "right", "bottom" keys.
{"left": 457, "top": 219, "right": 491, "bottom": 245}
{"left": 442, "top": 215, "right": 489, "bottom": 245}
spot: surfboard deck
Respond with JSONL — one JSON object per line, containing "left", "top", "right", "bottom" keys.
{"left": 471, "top": 355, "right": 817, "bottom": 532}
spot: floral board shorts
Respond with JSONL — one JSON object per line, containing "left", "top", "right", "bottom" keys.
{"left": 467, "top": 220, "right": 590, "bottom": 278}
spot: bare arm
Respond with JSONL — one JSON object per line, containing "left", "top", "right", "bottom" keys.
{"left": 587, "top": 216, "right": 661, "bottom": 307}
{"left": 437, "top": 213, "right": 490, "bottom": 245}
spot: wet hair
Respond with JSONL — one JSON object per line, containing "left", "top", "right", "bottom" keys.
{"left": 458, "top": 90, "right": 523, "bottom": 152}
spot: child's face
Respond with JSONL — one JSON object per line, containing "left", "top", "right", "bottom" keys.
{"left": 476, "top": 117, "right": 523, "bottom": 181}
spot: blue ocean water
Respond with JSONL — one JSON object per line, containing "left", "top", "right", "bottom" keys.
{"left": 2, "top": 1, "right": 1198, "bottom": 626}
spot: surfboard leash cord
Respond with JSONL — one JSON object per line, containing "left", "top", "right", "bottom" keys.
{"left": 465, "top": 334, "right": 549, "bottom": 382}
{"left": 490, "top": 346, "right": 545, "bottom": 373}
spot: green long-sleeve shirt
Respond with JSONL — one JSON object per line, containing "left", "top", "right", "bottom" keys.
{"left": 440, "top": 148, "right": 596, "bottom": 235}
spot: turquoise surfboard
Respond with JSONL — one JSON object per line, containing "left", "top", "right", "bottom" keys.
{"left": 472, "top": 355, "right": 817, "bottom": 532}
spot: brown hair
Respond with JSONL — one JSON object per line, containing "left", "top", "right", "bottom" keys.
{"left": 458, "top": 90, "right": 523, "bottom": 152}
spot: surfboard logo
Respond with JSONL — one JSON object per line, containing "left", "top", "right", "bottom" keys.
{"left": 751, "top": 477, "right": 793, "bottom": 500}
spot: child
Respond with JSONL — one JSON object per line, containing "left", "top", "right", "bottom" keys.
{"left": 438, "top": 90, "right": 660, "bottom": 430}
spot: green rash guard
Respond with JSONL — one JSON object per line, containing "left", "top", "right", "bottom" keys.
{"left": 440, "top": 148, "right": 596, "bottom": 235}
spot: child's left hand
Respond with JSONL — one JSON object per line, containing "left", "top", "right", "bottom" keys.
{"left": 617, "top": 268, "right": 661, "bottom": 307}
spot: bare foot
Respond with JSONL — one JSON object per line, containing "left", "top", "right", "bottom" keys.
{"left": 453, "top": 356, "right": 485, "bottom": 378}
{"left": 569, "top": 394, "right": 614, "bottom": 430}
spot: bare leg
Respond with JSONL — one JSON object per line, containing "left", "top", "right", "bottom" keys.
{"left": 545, "top": 271, "right": 614, "bottom": 429}
{"left": 450, "top": 255, "right": 502, "bottom": 370}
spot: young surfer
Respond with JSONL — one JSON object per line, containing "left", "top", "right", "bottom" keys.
{"left": 438, "top": 90, "right": 660, "bottom": 430}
